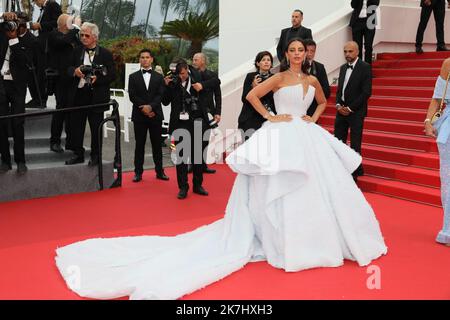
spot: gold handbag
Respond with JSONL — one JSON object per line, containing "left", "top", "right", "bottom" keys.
{"left": 431, "top": 71, "right": 450, "bottom": 125}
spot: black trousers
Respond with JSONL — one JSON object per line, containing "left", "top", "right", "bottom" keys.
{"left": 334, "top": 112, "right": 365, "bottom": 176}
{"left": 133, "top": 119, "right": 163, "bottom": 175}
{"left": 416, "top": 0, "right": 446, "bottom": 48}
{"left": 352, "top": 18, "right": 376, "bottom": 64}
{"left": 0, "top": 81, "right": 26, "bottom": 165}
{"left": 69, "top": 87, "right": 104, "bottom": 159}
{"left": 50, "top": 79, "right": 71, "bottom": 146}
{"left": 173, "top": 119, "right": 206, "bottom": 190}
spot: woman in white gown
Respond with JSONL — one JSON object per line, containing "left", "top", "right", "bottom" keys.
{"left": 55, "top": 39, "right": 387, "bottom": 300}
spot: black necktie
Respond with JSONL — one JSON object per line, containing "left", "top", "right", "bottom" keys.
{"left": 142, "top": 69, "right": 152, "bottom": 74}
{"left": 86, "top": 48, "right": 96, "bottom": 53}
{"left": 347, "top": 64, "right": 354, "bottom": 70}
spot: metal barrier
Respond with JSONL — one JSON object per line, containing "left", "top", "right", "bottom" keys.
{"left": 0, "top": 100, "right": 122, "bottom": 190}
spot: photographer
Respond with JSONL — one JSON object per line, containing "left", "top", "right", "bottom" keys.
{"left": 238, "top": 51, "right": 276, "bottom": 140}
{"left": 47, "top": 13, "right": 81, "bottom": 153}
{"left": 192, "top": 52, "right": 221, "bottom": 174}
{"left": 65, "top": 22, "right": 115, "bottom": 166}
{"left": 162, "top": 60, "right": 219, "bottom": 199}
{"left": 0, "top": 18, "right": 33, "bottom": 174}
{"left": 28, "top": 0, "right": 62, "bottom": 108}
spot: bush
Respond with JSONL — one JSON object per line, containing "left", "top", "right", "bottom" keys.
{"left": 100, "top": 36, "right": 175, "bottom": 89}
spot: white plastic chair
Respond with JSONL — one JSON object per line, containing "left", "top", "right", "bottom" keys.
{"left": 104, "top": 89, "right": 132, "bottom": 143}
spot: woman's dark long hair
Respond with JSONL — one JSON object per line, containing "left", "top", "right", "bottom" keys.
{"left": 279, "top": 37, "right": 310, "bottom": 75}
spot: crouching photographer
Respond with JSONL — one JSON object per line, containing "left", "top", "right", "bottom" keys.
{"left": 65, "top": 22, "right": 115, "bottom": 166}
{"left": 162, "top": 60, "right": 220, "bottom": 200}
{"left": 0, "top": 14, "right": 33, "bottom": 174}
{"left": 47, "top": 13, "right": 82, "bottom": 153}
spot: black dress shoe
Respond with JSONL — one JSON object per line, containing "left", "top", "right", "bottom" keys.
{"left": 133, "top": 174, "right": 142, "bottom": 183}
{"left": 17, "top": 162, "right": 28, "bottom": 174}
{"left": 65, "top": 156, "right": 84, "bottom": 165}
{"left": 50, "top": 143, "right": 64, "bottom": 153}
{"left": 203, "top": 167, "right": 216, "bottom": 174}
{"left": 156, "top": 172, "right": 169, "bottom": 181}
{"left": 415, "top": 47, "right": 424, "bottom": 54}
{"left": 177, "top": 188, "right": 188, "bottom": 199}
{"left": 437, "top": 46, "right": 450, "bottom": 51}
{"left": 0, "top": 162, "right": 12, "bottom": 173}
{"left": 193, "top": 185, "right": 209, "bottom": 196}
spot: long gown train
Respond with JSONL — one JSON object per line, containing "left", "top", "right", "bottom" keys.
{"left": 55, "top": 84, "right": 387, "bottom": 300}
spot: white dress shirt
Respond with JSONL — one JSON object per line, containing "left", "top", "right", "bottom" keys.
{"left": 142, "top": 68, "right": 152, "bottom": 90}
{"left": 1, "top": 38, "right": 19, "bottom": 81}
{"left": 359, "top": 0, "right": 368, "bottom": 18}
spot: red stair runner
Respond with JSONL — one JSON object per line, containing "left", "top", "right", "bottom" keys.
{"left": 326, "top": 50, "right": 450, "bottom": 206}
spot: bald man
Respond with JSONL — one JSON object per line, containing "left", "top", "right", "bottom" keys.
{"left": 334, "top": 42, "right": 372, "bottom": 183}
{"left": 47, "top": 14, "right": 82, "bottom": 153}
{"left": 192, "top": 52, "right": 222, "bottom": 174}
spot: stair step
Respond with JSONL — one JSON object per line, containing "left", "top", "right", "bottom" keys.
{"left": 330, "top": 85, "right": 434, "bottom": 98}
{"left": 324, "top": 106, "right": 426, "bottom": 122}
{"left": 373, "top": 68, "right": 440, "bottom": 77}
{"left": 358, "top": 175, "right": 442, "bottom": 207}
{"left": 323, "top": 125, "right": 438, "bottom": 152}
{"left": 372, "top": 58, "right": 444, "bottom": 68}
{"left": 328, "top": 94, "right": 431, "bottom": 109}
{"left": 363, "top": 159, "right": 440, "bottom": 188}
{"left": 377, "top": 51, "right": 450, "bottom": 60}
{"left": 362, "top": 144, "right": 439, "bottom": 170}
{"left": 321, "top": 115, "right": 425, "bottom": 135}
{"left": 373, "top": 77, "right": 436, "bottom": 87}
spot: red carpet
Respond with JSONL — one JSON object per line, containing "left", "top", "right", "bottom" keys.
{"left": 325, "top": 50, "right": 450, "bottom": 206}
{"left": 0, "top": 165, "right": 449, "bottom": 300}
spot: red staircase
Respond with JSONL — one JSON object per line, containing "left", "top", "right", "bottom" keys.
{"left": 325, "top": 51, "right": 450, "bottom": 207}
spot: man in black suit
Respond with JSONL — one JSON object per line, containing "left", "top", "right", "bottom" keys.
{"left": 47, "top": 13, "right": 82, "bottom": 153}
{"left": 0, "top": 23, "right": 32, "bottom": 174}
{"left": 65, "top": 22, "right": 115, "bottom": 166}
{"left": 334, "top": 42, "right": 372, "bottom": 182}
{"left": 350, "top": 0, "right": 380, "bottom": 64}
{"left": 276, "top": 10, "right": 313, "bottom": 62}
{"left": 415, "top": 0, "right": 450, "bottom": 53}
{"left": 28, "top": 0, "right": 62, "bottom": 108}
{"left": 192, "top": 52, "right": 221, "bottom": 174}
{"left": 305, "top": 39, "right": 330, "bottom": 118}
{"left": 129, "top": 49, "right": 169, "bottom": 183}
{"left": 162, "top": 60, "right": 220, "bottom": 199}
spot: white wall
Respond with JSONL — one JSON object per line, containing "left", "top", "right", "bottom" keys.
{"left": 219, "top": 0, "right": 351, "bottom": 75}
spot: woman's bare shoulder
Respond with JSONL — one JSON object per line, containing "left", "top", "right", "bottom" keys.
{"left": 441, "top": 58, "right": 450, "bottom": 77}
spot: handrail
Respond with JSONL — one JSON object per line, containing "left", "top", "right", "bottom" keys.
{"left": 0, "top": 100, "right": 122, "bottom": 190}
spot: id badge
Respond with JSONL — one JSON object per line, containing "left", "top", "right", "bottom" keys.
{"left": 179, "top": 112, "right": 189, "bottom": 120}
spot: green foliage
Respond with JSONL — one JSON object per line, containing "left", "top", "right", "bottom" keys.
{"left": 99, "top": 36, "right": 175, "bottom": 88}
{"left": 161, "top": 11, "right": 219, "bottom": 57}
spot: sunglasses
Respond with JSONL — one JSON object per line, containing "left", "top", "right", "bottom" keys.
{"left": 80, "top": 34, "right": 91, "bottom": 38}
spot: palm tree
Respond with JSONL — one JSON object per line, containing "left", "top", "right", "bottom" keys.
{"left": 195, "top": 0, "right": 219, "bottom": 13}
{"left": 160, "top": 11, "right": 218, "bottom": 57}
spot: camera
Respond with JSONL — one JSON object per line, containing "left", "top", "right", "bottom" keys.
{"left": 257, "top": 72, "right": 272, "bottom": 82}
{"left": 80, "top": 64, "right": 107, "bottom": 87}
{"left": 183, "top": 95, "right": 200, "bottom": 113}
{"left": 1, "top": 12, "right": 29, "bottom": 32}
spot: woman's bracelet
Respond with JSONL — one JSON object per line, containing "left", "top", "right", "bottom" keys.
{"left": 424, "top": 118, "right": 431, "bottom": 124}
{"left": 263, "top": 113, "right": 271, "bottom": 120}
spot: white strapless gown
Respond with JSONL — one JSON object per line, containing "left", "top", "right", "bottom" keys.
{"left": 55, "top": 85, "right": 387, "bottom": 300}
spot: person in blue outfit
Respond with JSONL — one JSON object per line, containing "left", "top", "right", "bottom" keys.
{"left": 425, "top": 58, "right": 450, "bottom": 246}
